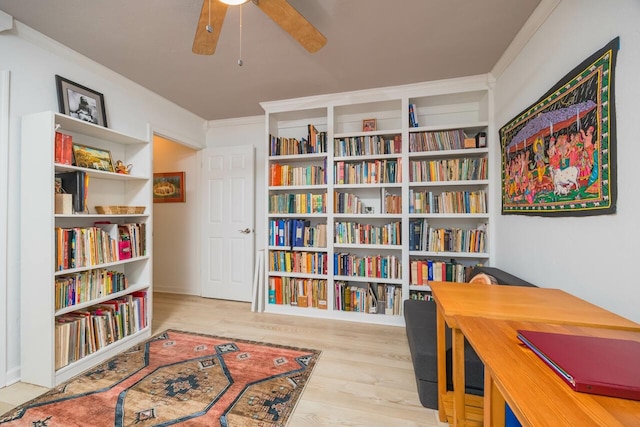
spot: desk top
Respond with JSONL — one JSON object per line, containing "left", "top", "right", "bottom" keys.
{"left": 455, "top": 315, "right": 640, "bottom": 427}
{"left": 428, "top": 281, "right": 639, "bottom": 330}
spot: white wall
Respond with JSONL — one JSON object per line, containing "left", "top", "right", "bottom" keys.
{"left": 153, "top": 136, "right": 200, "bottom": 295}
{"left": 493, "top": 0, "right": 640, "bottom": 322}
{"left": 0, "top": 19, "right": 207, "bottom": 383}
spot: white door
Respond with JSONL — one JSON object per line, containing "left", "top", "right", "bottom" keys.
{"left": 201, "top": 145, "right": 255, "bottom": 301}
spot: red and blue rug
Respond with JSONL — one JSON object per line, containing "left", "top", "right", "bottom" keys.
{"left": 0, "top": 330, "right": 321, "bottom": 426}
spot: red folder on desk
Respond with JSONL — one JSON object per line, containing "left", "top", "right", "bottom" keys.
{"left": 517, "top": 329, "right": 640, "bottom": 401}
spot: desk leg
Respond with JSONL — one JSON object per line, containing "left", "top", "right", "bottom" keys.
{"left": 453, "top": 327, "right": 466, "bottom": 426}
{"left": 485, "top": 369, "right": 505, "bottom": 427}
{"left": 435, "top": 305, "right": 447, "bottom": 423}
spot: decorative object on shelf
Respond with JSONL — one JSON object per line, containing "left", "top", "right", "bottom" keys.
{"left": 475, "top": 132, "right": 487, "bottom": 148}
{"left": 499, "top": 37, "right": 619, "bottom": 217}
{"left": 0, "top": 330, "right": 321, "bottom": 427}
{"left": 72, "top": 143, "right": 115, "bottom": 172}
{"left": 55, "top": 75, "right": 107, "bottom": 127}
{"left": 114, "top": 160, "right": 133, "bottom": 174}
{"left": 54, "top": 176, "right": 72, "bottom": 215}
{"left": 95, "top": 206, "right": 145, "bottom": 215}
{"left": 362, "top": 118, "right": 377, "bottom": 132}
{"left": 153, "top": 171, "right": 186, "bottom": 203}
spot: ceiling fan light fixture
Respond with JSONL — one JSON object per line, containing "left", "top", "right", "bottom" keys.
{"left": 219, "top": 0, "right": 250, "bottom": 5}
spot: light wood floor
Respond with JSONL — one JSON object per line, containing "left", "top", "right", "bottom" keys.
{"left": 0, "top": 293, "right": 447, "bottom": 426}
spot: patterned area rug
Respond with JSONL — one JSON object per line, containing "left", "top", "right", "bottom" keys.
{"left": 0, "top": 330, "right": 321, "bottom": 426}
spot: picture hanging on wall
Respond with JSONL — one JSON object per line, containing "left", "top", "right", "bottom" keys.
{"left": 499, "top": 37, "right": 619, "bottom": 216}
{"left": 153, "top": 172, "right": 186, "bottom": 203}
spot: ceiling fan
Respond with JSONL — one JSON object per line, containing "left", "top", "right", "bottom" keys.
{"left": 192, "top": 0, "right": 327, "bottom": 55}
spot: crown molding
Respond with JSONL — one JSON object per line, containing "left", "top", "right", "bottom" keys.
{"left": 0, "top": 10, "right": 12, "bottom": 32}
{"left": 491, "top": 0, "right": 560, "bottom": 80}
{"left": 207, "top": 115, "right": 264, "bottom": 129}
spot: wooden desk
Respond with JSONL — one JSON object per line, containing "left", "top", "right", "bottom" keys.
{"left": 455, "top": 316, "right": 640, "bottom": 426}
{"left": 428, "top": 281, "right": 640, "bottom": 426}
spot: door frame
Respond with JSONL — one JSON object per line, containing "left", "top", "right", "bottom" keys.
{"left": 1, "top": 70, "right": 10, "bottom": 387}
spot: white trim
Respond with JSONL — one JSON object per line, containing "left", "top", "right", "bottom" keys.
{"left": 206, "top": 115, "right": 264, "bottom": 129}
{"left": 0, "top": 10, "right": 12, "bottom": 32}
{"left": 0, "top": 69, "right": 10, "bottom": 387}
{"left": 490, "top": 0, "right": 560, "bottom": 80}
{"left": 260, "top": 74, "right": 491, "bottom": 114}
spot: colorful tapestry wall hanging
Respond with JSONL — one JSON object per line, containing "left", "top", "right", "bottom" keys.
{"left": 500, "top": 37, "right": 619, "bottom": 216}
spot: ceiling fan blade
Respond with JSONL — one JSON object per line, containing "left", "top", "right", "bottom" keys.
{"left": 255, "top": 0, "right": 326, "bottom": 53}
{"left": 192, "top": 0, "right": 228, "bottom": 55}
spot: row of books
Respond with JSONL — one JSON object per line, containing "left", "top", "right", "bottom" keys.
{"left": 409, "top": 189, "right": 487, "bottom": 214}
{"left": 409, "top": 129, "right": 471, "bottom": 152}
{"left": 334, "top": 135, "right": 402, "bottom": 157}
{"left": 268, "top": 250, "right": 328, "bottom": 275}
{"left": 268, "top": 219, "right": 327, "bottom": 248}
{"left": 334, "top": 253, "right": 402, "bottom": 279}
{"left": 334, "top": 221, "right": 401, "bottom": 245}
{"left": 55, "top": 269, "right": 127, "bottom": 311}
{"left": 334, "top": 191, "right": 371, "bottom": 214}
{"left": 269, "top": 124, "right": 327, "bottom": 156}
{"left": 55, "top": 226, "right": 117, "bottom": 271}
{"left": 54, "top": 131, "right": 73, "bottom": 166}
{"left": 269, "top": 162, "right": 326, "bottom": 186}
{"left": 409, "top": 291, "right": 433, "bottom": 301}
{"left": 382, "top": 191, "right": 402, "bottom": 214}
{"left": 268, "top": 192, "right": 327, "bottom": 214}
{"left": 409, "top": 157, "right": 488, "bottom": 182}
{"left": 55, "top": 291, "right": 147, "bottom": 370}
{"left": 334, "top": 159, "right": 401, "bottom": 185}
{"left": 410, "top": 259, "right": 471, "bottom": 285}
{"left": 55, "top": 223, "right": 146, "bottom": 271}
{"left": 334, "top": 282, "right": 402, "bottom": 315}
{"left": 409, "top": 219, "right": 487, "bottom": 253}
{"left": 267, "top": 277, "right": 328, "bottom": 308}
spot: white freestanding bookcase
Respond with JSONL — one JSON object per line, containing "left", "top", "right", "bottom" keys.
{"left": 20, "top": 111, "right": 153, "bottom": 387}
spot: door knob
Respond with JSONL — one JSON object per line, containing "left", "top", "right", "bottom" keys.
{"left": 238, "top": 228, "right": 252, "bottom": 234}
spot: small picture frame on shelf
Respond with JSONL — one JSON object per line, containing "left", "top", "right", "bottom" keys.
{"left": 55, "top": 75, "right": 108, "bottom": 127}
{"left": 153, "top": 172, "right": 186, "bottom": 203}
{"left": 362, "top": 118, "right": 377, "bottom": 132}
{"left": 476, "top": 132, "right": 487, "bottom": 148}
{"left": 72, "top": 143, "right": 115, "bottom": 172}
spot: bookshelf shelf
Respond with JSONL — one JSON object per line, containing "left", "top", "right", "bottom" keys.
{"left": 53, "top": 326, "right": 150, "bottom": 385}
{"left": 409, "top": 251, "right": 490, "bottom": 259}
{"left": 54, "top": 163, "right": 149, "bottom": 181}
{"left": 53, "top": 255, "right": 150, "bottom": 276}
{"left": 262, "top": 77, "right": 493, "bottom": 325}
{"left": 20, "top": 111, "right": 153, "bottom": 388}
{"left": 55, "top": 283, "right": 150, "bottom": 316}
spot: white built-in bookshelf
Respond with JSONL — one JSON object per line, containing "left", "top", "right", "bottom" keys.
{"left": 20, "top": 111, "right": 153, "bottom": 387}
{"left": 261, "top": 76, "right": 493, "bottom": 326}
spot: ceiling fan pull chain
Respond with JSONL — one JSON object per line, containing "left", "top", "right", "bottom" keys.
{"left": 206, "top": 0, "right": 213, "bottom": 33}
{"left": 238, "top": 4, "right": 244, "bottom": 66}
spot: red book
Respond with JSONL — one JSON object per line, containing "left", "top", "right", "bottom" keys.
{"left": 54, "top": 132, "right": 73, "bottom": 165}
{"left": 518, "top": 329, "right": 640, "bottom": 401}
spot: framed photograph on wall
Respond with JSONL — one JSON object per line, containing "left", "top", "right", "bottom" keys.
{"left": 153, "top": 172, "right": 186, "bottom": 203}
{"left": 72, "top": 143, "right": 114, "bottom": 172}
{"left": 55, "top": 75, "right": 108, "bottom": 127}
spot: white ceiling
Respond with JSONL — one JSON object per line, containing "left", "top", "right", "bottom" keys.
{"left": 0, "top": 0, "right": 541, "bottom": 121}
